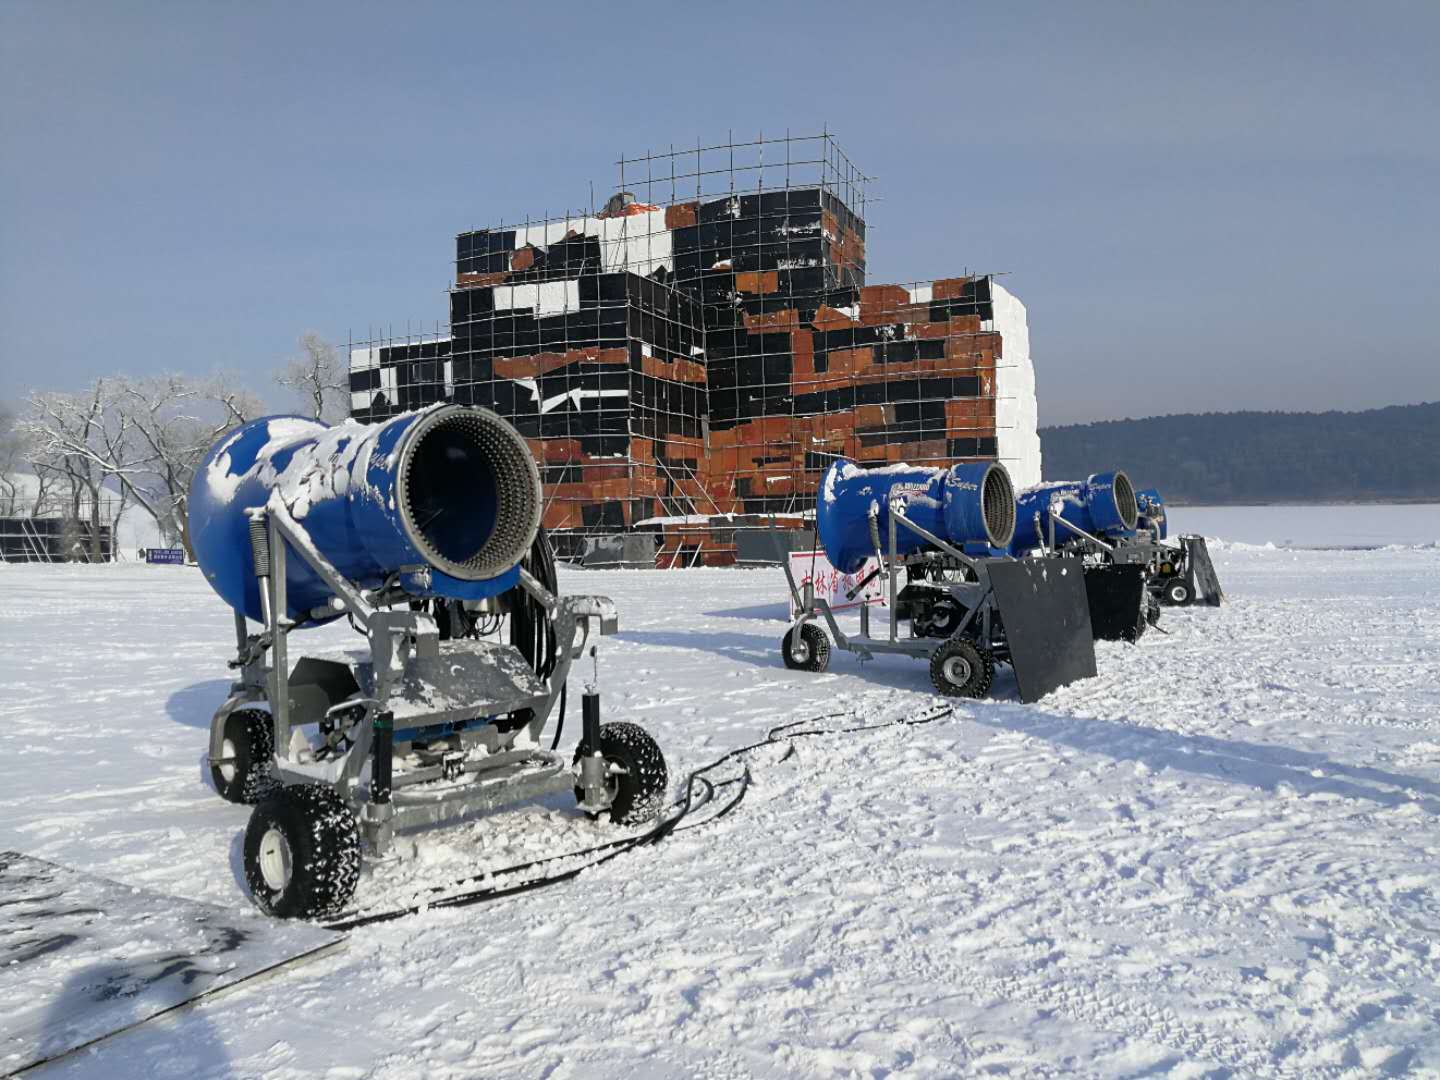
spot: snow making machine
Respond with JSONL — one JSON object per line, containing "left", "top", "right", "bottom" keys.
{"left": 780, "top": 460, "right": 1098, "bottom": 703}
{"left": 187, "top": 404, "right": 668, "bottom": 919}
{"left": 1131, "top": 488, "right": 1225, "bottom": 609}
{"left": 1009, "top": 473, "right": 1223, "bottom": 642}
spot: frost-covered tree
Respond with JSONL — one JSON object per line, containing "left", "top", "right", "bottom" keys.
{"left": 0, "top": 402, "right": 37, "bottom": 517}
{"left": 21, "top": 374, "right": 262, "bottom": 558}
{"left": 276, "top": 333, "right": 348, "bottom": 423}
{"left": 21, "top": 382, "right": 116, "bottom": 559}
{"left": 111, "top": 374, "right": 263, "bottom": 552}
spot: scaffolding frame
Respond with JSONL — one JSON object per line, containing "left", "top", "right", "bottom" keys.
{"left": 348, "top": 132, "right": 1032, "bottom": 566}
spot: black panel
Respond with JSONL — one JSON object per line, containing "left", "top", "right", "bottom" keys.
{"left": 987, "top": 558, "right": 1097, "bottom": 703}
{"left": 1082, "top": 564, "right": 1149, "bottom": 642}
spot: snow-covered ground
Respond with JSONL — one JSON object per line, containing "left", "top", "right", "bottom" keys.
{"left": 1, "top": 519, "right": 1437, "bottom": 1077}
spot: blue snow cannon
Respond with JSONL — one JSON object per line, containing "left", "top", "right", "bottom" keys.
{"left": 1135, "top": 487, "right": 1167, "bottom": 539}
{"left": 1009, "top": 470, "right": 1139, "bottom": 555}
{"left": 188, "top": 405, "right": 542, "bottom": 623}
{"left": 816, "top": 459, "right": 1016, "bottom": 574}
{"left": 786, "top": 456, "right": 1098, "bottom": 704}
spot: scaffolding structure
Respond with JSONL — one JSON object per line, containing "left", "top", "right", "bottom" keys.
{"left": 349, "top": 132, "right": 1039, "bottom": 566}
{"left": 0, "top": 498, "right": 118, "bottom": 562}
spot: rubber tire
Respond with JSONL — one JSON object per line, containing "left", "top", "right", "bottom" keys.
{"left": 781, "top": 623, "right": 831, "bottom": 672}
{"left": 244, "top": 784, "right": 361, "bottom": 919}
{"left": 212, "top": 708, "right": 278, "bottom": 805}
{"left": 929, "top": 637, "right": 994, "bottom": 699}
{"left": 573, "top": 722, "right": 669, "bottom": 826}
{"left": 1164, "top": 579, "right": 1192, "bottom": 606}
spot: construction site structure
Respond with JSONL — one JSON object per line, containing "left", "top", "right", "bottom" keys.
{"left": 349, "top": 133, "right": 1040, "bottom": 567}
{"left": 0, "top": 477, "right": 118, "bottom": 562}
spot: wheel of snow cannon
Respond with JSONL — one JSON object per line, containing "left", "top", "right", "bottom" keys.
{"left": 211, "top": 708, "right": 278, "bottom": 805}
{"left": 572, "top": 723, "right": 669, "bottom": 825}
{"left": 243, "top": 784, "right": 361, "bottom": 919}
{"left": 1163, "top": 579, "right": 1192, "bottom": 606}
{"left": 781, "top": 623, "right": 831, "bottom": 672}
{"left": 929, "top": 637, "right": 994, "bottom": 698}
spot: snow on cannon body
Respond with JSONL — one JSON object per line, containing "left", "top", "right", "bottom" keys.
{"left": 188, "top": 404, "right": 667, "bottom": 919}
{"left": 779, "top": 459, "right": 1098, "bottom": 702}
{"left": 1009, "top": 473, "right": 1222, "bottom": 643}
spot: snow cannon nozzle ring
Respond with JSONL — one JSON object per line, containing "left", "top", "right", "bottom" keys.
{"left": 396, "top": 405, "right": 542, "bottom": 582}
{"left": 978, "top": 463, "right": 1016, "bottom": 549}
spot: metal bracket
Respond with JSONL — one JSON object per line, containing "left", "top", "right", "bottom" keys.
{"left": 1048, "top": 508, "right": 1116, "bottom": 554}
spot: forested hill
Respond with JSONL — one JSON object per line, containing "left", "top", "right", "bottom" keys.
{"left": 1038, "top": 402, "right": 1440, "bottom": 503}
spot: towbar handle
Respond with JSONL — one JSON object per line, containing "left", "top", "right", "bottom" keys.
{"left": 845, "top": 565, "right": 882, "bottom": 601}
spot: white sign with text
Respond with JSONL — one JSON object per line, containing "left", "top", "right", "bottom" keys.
{"left": 788, "top": 551, "right": 887, "bottom": 613}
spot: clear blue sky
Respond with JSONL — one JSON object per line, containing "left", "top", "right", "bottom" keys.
{"left": 2, "top": 1, "right": 1436, "bottom": 425}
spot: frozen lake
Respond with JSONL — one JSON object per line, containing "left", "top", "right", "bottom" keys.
{"left": 1171, "top": 502, "right": 1437, "bottom": 549}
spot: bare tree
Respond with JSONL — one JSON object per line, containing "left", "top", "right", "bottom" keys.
{"left": 22, "top": 382, "right": 115, "bottom": 560}
{"left": 114, "top": 373, "right": 263, "bottom": 553}
{"left": 0, "top": 402, "right": 31, "bottom": 517}
{"left": 276, "top": 332, "right": 348, "bottom": 423}
{"left": 21, "top": 374, "right": 263, "bottom": 560}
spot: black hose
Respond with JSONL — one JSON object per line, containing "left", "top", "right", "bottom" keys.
{"left": 549, "top": 682, "right": 567, "bottom": 751}
{"left": 507, "top": 528, "right": 560, "bottom": 734}
{"left": 324, "top": 703, "right": 955, "bottom": 931}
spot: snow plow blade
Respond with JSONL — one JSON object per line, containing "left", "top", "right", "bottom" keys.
{"left": 1083, "top": 563, "right": 1149, "bottom": 642}
{"left": 987, "top": 558, "right": 1098, "bottom": 703}
{"left": 1186, "top": 536, "right": 1224, "bottom": 605}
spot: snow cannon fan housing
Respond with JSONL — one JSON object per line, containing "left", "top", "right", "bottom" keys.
{"left": 816, "top": 459, "right": 1016, "bottom": 575}
{"left": 187, "top": 405, "right": 542, "bottom": 623}
{"left": 1009, "top": 470, "right": 1139, "bottom": 555}
{"left": 1135, "top": 487, "right": 1168, "bottom": 540}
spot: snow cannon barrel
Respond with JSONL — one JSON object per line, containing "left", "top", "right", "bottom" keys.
{"left": 188, "top": 405, "right": 542, "bottom": 624}
{"left": 1135, "top": 487, "right": 1167, "bottom": 539}
{"left": 1010, "top": 470, "right": 1139, "bottom": 554}
{"left": 816, "top": 459, "right": 1016, "bottom": 574}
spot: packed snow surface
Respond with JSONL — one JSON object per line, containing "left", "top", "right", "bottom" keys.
{"left": 1, "top": 517, "right": 1438, "bottom": 1076}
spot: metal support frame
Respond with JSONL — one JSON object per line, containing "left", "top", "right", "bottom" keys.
{"left": 1047, "top": 508, "right": 1116, "bottom": 554}
{"left": 209, "top": 500, "right": 617, "bottom": 858}
{"left": 1042, "top": 506, "right": 1213, "bottom": 609}
{"left": 780, "top": 499, "right": 1006, "bottom": 666}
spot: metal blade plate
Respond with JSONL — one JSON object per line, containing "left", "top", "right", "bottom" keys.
{"left": 1185, "top": 535, "right": 1225, "bottom": 605}
{"left": 1083, "top": 563, "right": 1149, "bottom": 642}
{"left": 987, "top": 558, "right": 1098, "bottom": 703}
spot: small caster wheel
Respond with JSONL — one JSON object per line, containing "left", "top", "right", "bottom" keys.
{"left": 573, "top": 722, "right": 669, "bottom": 825}
{"left": 1164, "top": 579, "right": 1192, "bottom": 606}
{"left": 782, "top": 623, "right": 830, "bottom": 672}
{"left": 244, "top": 784, "right": 361, "bottom": 919}
{"left": 212, "top": 708, "right": 278, "bottom": 805}
{"left": 929, "top": 637, "right": 994, "bottom": 698}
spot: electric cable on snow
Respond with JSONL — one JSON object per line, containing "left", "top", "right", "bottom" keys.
{"left": 325, "top": 703, "right": 956, "bottom": 931}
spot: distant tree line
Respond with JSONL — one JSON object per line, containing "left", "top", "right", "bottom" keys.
{"left": 1039, "top": 402, "right": 1440, "bottom": 503}
{"left": 0, "top": 333, "right": 348, "bottom": 558}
